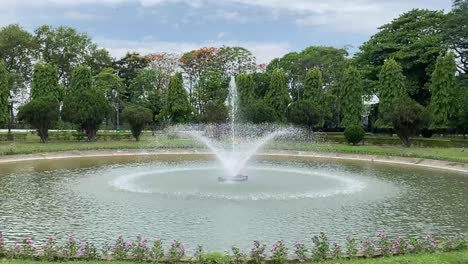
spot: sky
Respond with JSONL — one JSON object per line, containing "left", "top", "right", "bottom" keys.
{"left": 0, "top": 0, "right": 452, "bottom": 63}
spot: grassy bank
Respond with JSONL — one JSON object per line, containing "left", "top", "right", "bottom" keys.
{"left": 0, "top": 135, "right": 467, "bottom": 163}
{"left": 1, "top": 250, "right": 467, "bottom": 264}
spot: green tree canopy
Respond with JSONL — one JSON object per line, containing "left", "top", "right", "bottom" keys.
{"left": 35, "top": 25, "right": 110, "bottom": 86}
{"left": 0, "top": 60, "right": 8, "bottom": 125}
{"left": 160, "top": 73, "right": 192, "bottom": 124}
{"left": 18, "top": 97, "right": 59, "bottom": 143}
{"left": 0, "top": 24, "right": 37, "bottom": 97}
{"left": 339, "top": 65, "right": 363, "bottom": 127}
{"left": 122, "top": 105, "right": 153, "bottom": 141}
{"left": 114, "top": 52, "right": 150, "bottom": 89}
{"left": 430, "top": 52, "right": 457, "bottom": 128}
{"left": 95, "top": 67, "right": 125, "bottom": 129}
{"left": 62, "top": 65, "right": 109, "bottom": 140}
{"left": 30, "top": 63, "right": 61, "bottom": 101}
{"left": 194, "top": 70, "right": 228, "bottom": 116}
{"left": 236, "top": 73, "right": 256, "bottom": 120}
{"left": 377, "top": 58, "right": 407, "bottom": 124}
{"left": 286, "top": 100, "right": 322, "bottom": 140}
{"left": 267, "top": 46, "right": 348, "bottom": 101}
{"left": 356, "top": 9, "right": 446, "bottom": 105}
{"left": 244, "top": 100, "right": 276, "bottom": 124}
{"left": 444, "top": 2, "right": 468, "bottom": 74}
{"left": 252, "top": 72, "right": 270, "bottom": 99}
{"left": 390, "top": 96, "right": 431, "bottom": 147}
{"left": 265, "top": 69, "right": 290, "bottom": 121}
{"left": 303, "top": 68, "right": 323, "bottom": 104}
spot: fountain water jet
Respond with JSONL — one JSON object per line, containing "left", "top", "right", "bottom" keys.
{"left": 180, "top": 76, "right": 289, "bottom": 181}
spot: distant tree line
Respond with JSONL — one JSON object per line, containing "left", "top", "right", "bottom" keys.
{"left": 0, "top": 1, "right": 467, "bottom": 146}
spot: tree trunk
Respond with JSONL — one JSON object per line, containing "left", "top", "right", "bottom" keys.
{"left": 7, "top": 101, "right": 13, "bottom": 134}
{"left": 86, "top": 127, "right": 97, "bottom": 141}
{"left": 38, "top": 128, "right": 48, "bottom": 144}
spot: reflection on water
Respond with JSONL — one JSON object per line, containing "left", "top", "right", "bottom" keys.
{"left": 0, "top": 155, "right": 467, "bottom": 251}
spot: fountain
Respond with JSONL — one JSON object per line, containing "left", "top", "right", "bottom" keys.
{"left": 180, "top": 76, "right": 288, "bottom": 182}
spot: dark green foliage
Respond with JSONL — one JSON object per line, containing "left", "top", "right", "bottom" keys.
{"left": 236, "top": 74, "right": 255, "bottom": 107}
{"left": 389, "top": 97, "right": 431, "bottom": 147}
{"left": 236, "top": 74, "right": 256, "bottom": 120}
{"left": 19, "top": 63, "right": 61, "bottom": 143}
{"left": 244, "top": 100, "right": 276, "bottom": 124}
{"left": 62, "top": 65, "right": 109, "bottom": 141}
{"left": 18, "top": 97, "right": 59, "bottom": 143}
{"left": 35, "top": 25, "right": 108, "bottom": 86}
{"left": 303, "top": 68, "right": 323, "bottom": 104}
{"left": 430, "top": 52, "right": 457, "bottom": 128}
{"left": 451, "top": 79, "right": 468, "bottom": 137}
{"left": 444, "top": 2, "right": 468, "bottom": 74}
{"left": 0, "top": 60, "right": 8, "bottom": 125}
{"left": 127, "top": 68, "right": 165, "bottom": 131}
{"left": 252, "top": 72, "right": 270, "bottom": 99}
{"left": 453, "top": 0, "right": 468, "bottom": 8}
{"left": 356, "top": 9, "right": 447, "bottom": 105}
{"left": 377, "top": 58, "right": 407, "bottom": 124}
{"left": 265, "top": 70, "right": 290, "bottom": 121}
{"left": 344, "top": 125, "right": 365, "bottom": 145}
{"left": 0, "top": 24, "right": 37, "bottom": 96}
{"left": 122, "top": 105, "right": 153, "bottom": 141}
{"left": 200, "top": 252, "right": 228, "bottom": 264}
{"left": 113, "top": 52, "right": 150, "bottom": 99}
{"left": 160, "top": 73, "right": 192, "bottom": 124}
{"left": 286, "top": 100, "right": 322, "bottom": 140}
{"left": 267, "top": 46, "right": 347, "bottom": 101}
{"left": 340, "top": 65, "right": 363, "bottom": 127}
{"left": 30, "top": 63, "right": 61, "bottom": 101}
{"left": 198, "top": 101, "right": 228, "bottom": 124}
{"left": 194, "top": 70, "right": 228, "bottom": 116}
{"left": 303, "top": 68, "right": 331, "bottom": 126}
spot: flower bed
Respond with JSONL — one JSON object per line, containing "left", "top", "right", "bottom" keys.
{"left": 0, "top": 232, "right": 466, "bottom": 263}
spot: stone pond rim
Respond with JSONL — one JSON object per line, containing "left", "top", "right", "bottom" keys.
{"left": 0, "top": 149, "right": 467, "bottom": 175}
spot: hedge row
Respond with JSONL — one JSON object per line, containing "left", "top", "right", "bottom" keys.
{"left": 0, "top": 132, "right": 133, "bottom": 142}
{"left": 321, "top": 134, "right": 468, "bottom": 148}
{"left": 0, "top": 133, "right": 28, "bottom": 141}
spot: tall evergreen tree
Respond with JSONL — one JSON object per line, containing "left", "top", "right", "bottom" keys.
{"left": 340, "top": 65, "right": 363, "bottom": 127}
{"left": 236, "top": 74, "right": 255, "bottom": 107}
{"left": 430, "top": 52, "right": 457, "bottom": 128}
{"left": 265, "top": 69, "right": 290, "bottom": 121}
{"left": 236, "top": 73, "right": 256, "bottom": 121}
{"left": 303, "top": 68, "right": 323, "bottom": 105}
{"left": 377, "top": 58, "right": 407, "bottom": 124}
{"left": 160, "top": 73, "right": 192, "bottom": 123}
{"left": 30, "top": 63, "right": 61, "bottom": 101}
{"left": 62, "top": 65, "right": 109, "bottom": 140}
{"left": 0, "top": 60, "right": 8, "bottom": 125}
{"left": 18, "top": 63, "right": 60, "bottom": 143}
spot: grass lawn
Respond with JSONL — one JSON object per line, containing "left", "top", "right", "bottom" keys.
{"left": 1, "top": 250, "right": 467, "bottom": 264}
{"left": 0, "top": 134, "right": 467, "bottom": 163}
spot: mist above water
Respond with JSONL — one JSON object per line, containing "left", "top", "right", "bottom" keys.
{"left": 178, "top": 77, "right": 290, "bottom": 178}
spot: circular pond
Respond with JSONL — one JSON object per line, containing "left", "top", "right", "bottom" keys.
{"left": 0, "top": 154, "right": 467, "bottom": 251}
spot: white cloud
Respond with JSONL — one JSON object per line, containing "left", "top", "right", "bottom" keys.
{"left": 217, "top": 32, "right": 227, "bottom": 39}
{"left": 96, "top": 37, "right": 291, "bottom": 64}
{"left": 63, "top": 11, "right": 98, "bottom": 21}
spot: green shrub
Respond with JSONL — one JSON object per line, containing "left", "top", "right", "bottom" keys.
{"left": 122, "top": 105, "right": 153, "bottom": 141}
{"left": 344, "top": 126, "right": 365, "bottom": 145}
{"left": 201, "top": 252, "right": 228, "bottom": 264}
{"left": 0, "top": 133, "right": 28, "bottom": 141}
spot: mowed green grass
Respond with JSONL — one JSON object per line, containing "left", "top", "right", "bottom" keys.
{"left": 0, "top": 134, "right": 467, "bottom": 163}
{"left": 1, "top": 250, "right": 467, "bottom": 264}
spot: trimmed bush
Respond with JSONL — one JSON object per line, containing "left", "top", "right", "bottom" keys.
{"left": 202, "top": 252, "right": 227, "bottom": 264}
{"left": 344, "top": 126, "right": 365, "bottom": 145}
{"left": 122, "top": 105, "right": 153, "bottom": 141}
{"left": 0, "top": 133, "right": 28, "bottom": 141}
